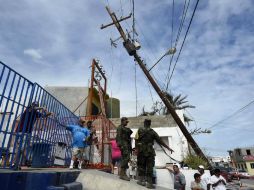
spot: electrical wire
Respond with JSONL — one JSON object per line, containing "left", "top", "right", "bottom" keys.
{"left": 134, "top": 21, "right": 169, "bottom": 83}
{"left": 171, "top": 0, "right": 175, "bottom": 49}
{"left": 147, "top": 80, "right": 155, "bottom": 105}
{"left": 166, "top": 0, "right": 200, "bottom": 90}
{"left": 132, "top": 0, "right": 135, "bottom": 41}
{"left": 135, "top": 21, "right": 158, "bottom": 61}
{"left": 120, "top": 0, "right": 124, "bottom": 17}
{"left": 132, "top": 0, "right": 138, "bottom": 116}
{"left": 164, "top": 0, "right": 190, "bottom": 90}
{"left": 208, "top": 100, "right": 254, "bottom": 130}
{"left": 134, "top": 61, "right": 138, "bottom": 117}
{"left": 175, "top": 0, "right": 191, "bottom": 47}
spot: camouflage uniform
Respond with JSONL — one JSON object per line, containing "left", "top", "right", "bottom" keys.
{"left": 135, "top": 121, "right": 168, "bottom": 188}
{"left": 116, "top": 124, "right": 133, "bottom": 170}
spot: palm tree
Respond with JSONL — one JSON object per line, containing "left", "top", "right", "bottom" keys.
{"left": 163, "top": 92, "right": 195, "bottom": 112}
{"left": 139, "top": 106, "right": 157, "bottom": 116}
{"left": 162, "top": 92, "right": 195, "bottom": 125}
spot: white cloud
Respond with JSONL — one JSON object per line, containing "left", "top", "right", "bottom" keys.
{"left": 23, "top": 48, "right": 42, "bottom": 60}
{"left": 0, "top": 0, "right": 254, "bottom": 156}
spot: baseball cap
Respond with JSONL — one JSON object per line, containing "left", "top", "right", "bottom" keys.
{"left": 198, "top": 165, "right": 205, "bottom": 169}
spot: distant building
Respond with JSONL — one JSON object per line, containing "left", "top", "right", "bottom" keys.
{"left": 208, "top": 156, "right": 231, "bottom": 167}
{"left": 228, "top": 147, "right": 254, "bottom": 175}
{"left": 45, "top": 86, "right": 120, "bottom": 118}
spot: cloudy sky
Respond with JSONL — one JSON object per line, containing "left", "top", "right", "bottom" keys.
{"left": 0, "top": 0, "right": 253, "bottom": 156}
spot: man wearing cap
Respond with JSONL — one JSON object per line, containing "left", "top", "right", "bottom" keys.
{"left": 116, "top": 117, "right": 133, "bottom": 181}
{"left": 198, "top": 165, "right": 211, "bottom": 190}
{"left": 167, "top": 163, "right": 186, "bottom": 190}
{"left": 135, "top": 119, "right": 174, "bottom": 189}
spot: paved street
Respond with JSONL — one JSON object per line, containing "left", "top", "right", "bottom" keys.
{"left": 242, "top": 179, "right": 254, "bottom": 189}
{"left": 226, "top": 179, "right": 254, "bottom": 190}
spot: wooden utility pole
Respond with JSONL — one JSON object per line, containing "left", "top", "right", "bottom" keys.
{"left": 102, "top": 6, "right": 211, "bottom": 167}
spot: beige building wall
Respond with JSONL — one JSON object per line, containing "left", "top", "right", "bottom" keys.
{"left": 246, "top": 162, "right": 254, "bottom": 175}
{"left": 45, "top": 86, "right": 120, "bottom": 118}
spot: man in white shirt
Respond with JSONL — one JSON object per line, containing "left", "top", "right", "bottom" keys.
{"left": 210, "top": 168, "right": 226, "bottom": 190}
{"left": 198, "top": 165, "right": 211, "bottom": 190}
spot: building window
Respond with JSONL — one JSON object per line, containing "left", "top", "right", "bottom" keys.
{"left": 246, "top": 149, "right": 251, "bottom": 155}
{"left": 250, "top": 163, "right": 254, "bottom": 169}
{"left": 236, "top": 149, "right": 241, "bottom": 156}
{"left": 245, "top": 163, "right": 247, "bottom": 169}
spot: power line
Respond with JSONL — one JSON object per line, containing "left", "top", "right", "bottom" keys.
{"left": 175, "top": 0, "right": 191, "bottom": 47}
{"left": 135, "top": 21, "right": 158, "bottom": 61}
{"left": 119, "top": 0, "right": 124, "bottom": 16}
{"left": 166, "top": 0, "right": 200, "bottom": 90}
{"left": 132, "top": 0, "right": 135, "bottom": 41}
{"left": 208, "top": 100, "right": 254, "bottom": 130}
{"left": 164, "top": 0, "right": 190, "bottom": 90}
{"left": 171, "top": 0, "right": 175, "bottom": 49}
{"left": 147, "top": 79, "right": 155, "bottom": 104}
{"left": 134, "top": 61, "right": 138, "bottom": 117}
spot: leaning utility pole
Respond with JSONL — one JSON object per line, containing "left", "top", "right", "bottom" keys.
{"left": 101, "top": 6, "right": 211, "bottom": 167}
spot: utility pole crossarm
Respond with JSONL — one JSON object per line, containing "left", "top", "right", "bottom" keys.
{"left": 102, "top": 6, "right": 211, "bottom": 168}
{"left": 101, "top": 10, "right": 132, "bottom": 30}
{"left": 103, "top": 6, "right": 128, "bottom": 41}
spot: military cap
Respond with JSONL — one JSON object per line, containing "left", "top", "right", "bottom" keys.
{"left": 121, "top": 117, "right": 129, "bottom": 122}
{"left": 144, "top": 119, "right": 151, "bottom": 123}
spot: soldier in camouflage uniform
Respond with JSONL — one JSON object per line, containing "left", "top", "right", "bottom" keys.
{"left": 135, "top": 119, "right": 174, "bottom": 189}
{"left": 116, "top": 117, "right": 133, "bottom": 181}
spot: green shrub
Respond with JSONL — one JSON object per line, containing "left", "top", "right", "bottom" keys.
{"left": 183, "top": 154, "right": 208, "bottom": 169}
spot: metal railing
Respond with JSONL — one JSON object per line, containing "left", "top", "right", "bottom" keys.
{"left": 81, "top": 115, "right": 117, "bottom": 166}
{"left": 0, "top": 61, "right": 79, "bottom": 169}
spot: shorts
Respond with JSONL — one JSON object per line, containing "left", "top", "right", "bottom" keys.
{"left": 72, "top": 147, "right": 85, "bottom": 159}
{"left": 112, "top": 157, "right": 121, "bottom": 166}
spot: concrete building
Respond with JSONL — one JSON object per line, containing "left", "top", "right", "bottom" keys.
{"left": 208, "top": 156, "right": 231, "bottom": 167}
{"left": 228, "top": 147, "right": 254, "bottom": 175}
{"left": 45, "top": 86, "right": 120, "bottom": 118}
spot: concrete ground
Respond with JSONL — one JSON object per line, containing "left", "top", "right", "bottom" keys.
{"left": 241, "top": 179, "right": 254, "bottom": 188}
{"left": 3, "top": 168, "right": 253, "bottom": 190}
{"left": 77, "top": 169, "right": 254, "bottom": 190}
{"left": 77, "top": 169, "right": 172, "bottom": 190}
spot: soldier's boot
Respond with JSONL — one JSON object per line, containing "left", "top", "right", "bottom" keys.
{"left": 119, "top": 169, "right": 130, "bottom": 181}
{"left": 146, "top": 177, "right": 155, "bottom": 189}
{"left": 137, "top": 176, "right": 146, "bottom": 186}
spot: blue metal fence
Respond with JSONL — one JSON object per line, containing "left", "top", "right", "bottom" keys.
{"left": 0, "top": 61, "right": 79, "bottom": 169}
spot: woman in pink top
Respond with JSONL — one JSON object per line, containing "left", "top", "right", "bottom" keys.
{"left": 110, "top": 139, "right": 122, "bottom": 174}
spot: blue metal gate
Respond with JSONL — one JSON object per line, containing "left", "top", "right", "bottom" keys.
{"left": 0, "top": 61, "right": 79, "bottom": 169}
